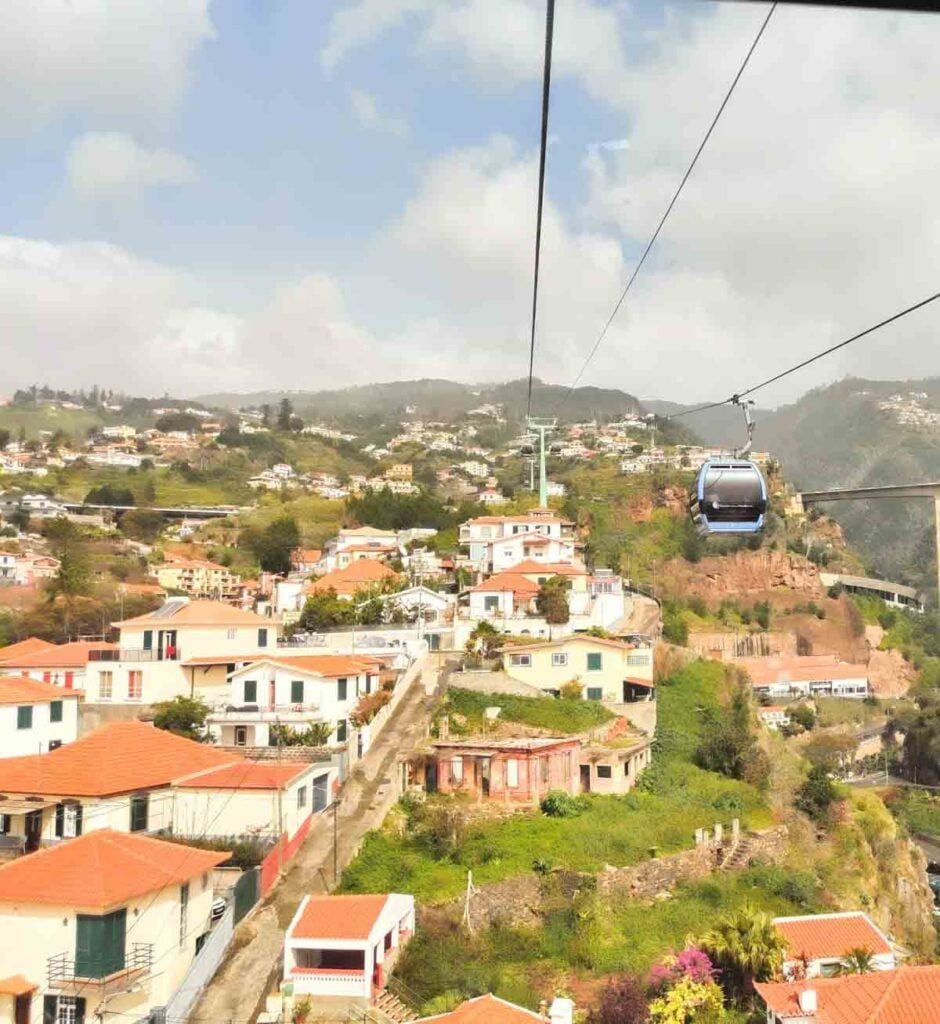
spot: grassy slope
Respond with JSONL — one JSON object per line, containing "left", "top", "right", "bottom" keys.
{"left": 441, "top": 688, "right": 613, "bottom": 736}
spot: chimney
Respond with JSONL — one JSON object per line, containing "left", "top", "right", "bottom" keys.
{"left": 548, "top": 996, "right": 574, "bottom": 1024}
{"left": 798, "top": 989, "right": 818, "bottom": 1014}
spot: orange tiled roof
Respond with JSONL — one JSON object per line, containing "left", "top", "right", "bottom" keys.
{"left": 469, "top": 573, "right": 540, "bottom": 595}
{"left": 293, "top": 548, "right": 322, "bottom": 563}
{"left": 258, "top": 654, "right": 381, "bottom": 676}
{"left": 774, "top": 912, "right": 892, "bottom": 960}
{"left": 0, "top": 637, "right": 56, "bottom": 661}
{"left": 341, "top": 544, "right": 398, "bottom": 554}
{"left": 0, "top": 975, "right": 37, "bottom": 996}
{"left": 737, "top": 656, "right": 869, "bottom": 687}
{"left": 415, "top": 994, "right": 545, "bottom": 1023}
{"left": 116, "top": 599, "right": 272, "bottom": 628}
{"left": 0, "top": 720, "right": 240, "bottom": 796}
{"left": 755, "top": 965, "right": 940, "bottom": 1024}
{"left": 306, "top": 560, "right": 399, "bottom": 595}
{"left": 0, "top": 640, "right": 117, "bottom": 669}
{"left": 0, "top": 829, "right": 229, "bottom": 911}
{"left": 175, "top": 762, "right": 308, "bottom": 790}
{"left": 0, "top": 676, "right": 81, "bottom": 705}
{"left": 291, "top": 893, "right": 390, "bottom": 940}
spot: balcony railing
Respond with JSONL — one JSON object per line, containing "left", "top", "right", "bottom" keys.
{"left": 47, "top": 942, "right": 153, "bottom": 988}
{"left": 207, "top": 702, "right": 320, "bottom": 720}
{"left": 88, "top": 648, "right": 179, "bottom": 663}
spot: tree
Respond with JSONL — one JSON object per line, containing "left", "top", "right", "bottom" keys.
{"left": 44, "top": 520, "right": 91, "bottom": 603}
{"left": 298, "top": 589, "right": 356, "bottom": 631}
{"left": 699, "top": 904, "right": 786, "bottom": 1005}
{"left": 648, "top": 977, "right": 728, "bottom": 1024}
{"left": 155, "top": 411, "right": 202, "bottom": 433}
{"left": 0, "top": 428, "right": 10, "bottom": 451}
{"left": 789, "top": 704, "right": 816, "bottom": 731}
{"left": 837, "top": 947, "right": 876, "bottom": 975}
{"left": 260, "top": 403, "right": 272, "bottom": 427}
{"left": 242, "top": 516, "right": 300, "bottom": 574}
{"left": 536, "top": 574, "right": 570, "bottom": 625}
{"left": 119, "top": 509, "right": 166, "bottom": 542}
{"left": 898, "top": 703, "right": 940, "bottom": 786}
{"left": 586, "top": 975, "right": 649, "bottom": 1024}
{"left": 270, "top": 722, "right": 332, "bottom": 747}
{"left": 795, "top": 764, "right": 840, "bottom": 823}
{"left": 276, "top": 398, "right": 294, "bottom": 431}
{"left": 465, "top": 620, "right": 501, "bottom": 658}
{"left": 804, "top": 733, "right": 857, "bottom": 772}
{"left": 152, "top": 696, "right": 210, "bottom": 742}
{"left": 696, "top": 683, "right": 766, "bottom": 785}
{"left": 85, "top": 484, "right": 135, "bottom": 507}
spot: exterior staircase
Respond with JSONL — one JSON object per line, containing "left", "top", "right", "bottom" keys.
{"left": 373, "top": 989, "right": 418, "bottom": 1023}
{"left": 719, "top": 834, "right": 756, "bottom": 872}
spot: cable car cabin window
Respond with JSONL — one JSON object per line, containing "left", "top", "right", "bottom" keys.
{"left": 701, "top": 466, "right": 766, "bottom": 522}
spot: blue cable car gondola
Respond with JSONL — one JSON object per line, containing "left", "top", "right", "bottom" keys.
{"left": 690, "top": 459, "right": 768, "bottom": 535}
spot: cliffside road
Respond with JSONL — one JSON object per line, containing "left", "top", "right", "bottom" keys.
{"left": 191, "top": 658, "right": 445, "bottom": 1024}
{"left": 614, "top": 592, "right": 662, "bottom": 638}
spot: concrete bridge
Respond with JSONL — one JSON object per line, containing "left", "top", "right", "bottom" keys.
{"left": 61, "top": 502, "right": 245, "bottom": 520}
{"left": 794, "top": 482, "right": 940, "bottom": 600}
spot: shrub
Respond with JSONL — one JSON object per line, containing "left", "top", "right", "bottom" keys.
{"left": 796, "top": 765, "right": 840, "bottom": 824}
{"left": 559, "top": 680, "right": 584, "bottom": 701}
{"left": 540, "top": 790, "right": 587, "bottom": 818}
{"left": 351, "top": 689, "right": 392, "bottom": 726}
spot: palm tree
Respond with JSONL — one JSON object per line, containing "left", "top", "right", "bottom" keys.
{"left": 837, "top": 947, "right": 876, "bottom": 975}
{"left": 700, "top": 903, "right": 788, "bottom": 1005}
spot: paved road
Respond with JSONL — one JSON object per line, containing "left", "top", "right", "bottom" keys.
{"left": 191, "top": 659, "right": 444, "bottom": 1024}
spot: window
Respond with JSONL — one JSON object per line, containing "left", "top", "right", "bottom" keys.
{"left": 337, "top": 677, "right": 348, "bottom": 701}
{"left": 142, "top": 630, "right": 153, "bottom": 651}
{"left": 551, "top": 653, "right": 568, "bottom": 667}
{"left": 226, "top": 628, "right": 236, "bottom": 640}
{"left": 624, "top": 760, "right": 632, "bottom": 776}
{"left": 76, "top": 910, "right": 125, "bottom": 978}
{"left": 450, "top": 757, "right": 464, "bottom": 783}
{"left": 179, "top": 882, "right": 189, "bottom": 947}
{"left": 506, "top": 759, "right": 519, "bottom": 787}
{"left": 127, "top": 671, "right": 143, "bottom": 701}
{"left": 49, "top": 739, "right": 62, "bottom": 752}
{"left": 596, "top": 765, "right": 612, "bottom": 779}
{"left": 258, "top": 628, "right": 268, "bottom": 648}
{"left": 510, "top": 654, "right": 532, "bottom": 667}
{"left": 129, "top": 794, "right": 149, "bottom": 833}
{"left": 0, "top": 814, "right": 9, "bottom": 834}
{"left": 626, "top": 653, "right": 650, "bottom": 666}
{"left": 541, "top": 757, "right": 549, "bottom": 784}
{"left": 291, "top": 679, "right": 304, "bottom": 704}
{"left": 17, "top": 705, "right": 33, "bottom": 730}
{"left": 45, "top": 996, "right": 86, "bottom": 1024}
{"left": 56, "top": 802, "right": 83, "bottom": 838}
{"left": 50, "top": 700, "right": 63, "bottom": 723}
{"left": 336, "top": 719, "right": 348, "bottom": 742}
{"left": 297, "top": 785, "right": 307, "bottom": 810}
{"left": 99, "top": 671, "right": 113, "bottom": 701}
{"left": 586, "top": 687, "right": 603, "bottom": 701}
{"left": 484, "top": 595, "right": 499, "bottom": 612}
{"left": 587, "top": 652, "right": 602, "bottom": 671}
{"left": 244, "top": 679, "right": 257, "bottom": 704}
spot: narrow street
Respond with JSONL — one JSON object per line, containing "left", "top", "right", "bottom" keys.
{"left": 191, "top": 658, "right": 445, "bottom": 1023}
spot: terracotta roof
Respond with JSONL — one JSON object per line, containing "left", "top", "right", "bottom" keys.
{"left": 0, "top": 975, "right": 37, "bottom": 996}
{"left": 465, "top": 512, "right": 570, "bottom": 525}
{"left": 0, "top": 676, "right": 81, "bottom": 705}
{"left": 0, "top": 640, "right": 118, "bottom": 669}
{"left": 0, "top": 829, "right": 229, "bottom": 911}
{"left": 0, "top": 637, "right": 56, "bottom": 661}
{"left": 118, "top": 582, "right": 167, "bottom": 595}
{"left": 341, "top": 544, "right": 398, "bottom": 554}
{"left": 175, "top": 762, "right": 308, "bottom": 790}
{"left": 737, "top": 657, "right": 869, "bottom": 687}
{"left": 291, "top": 893, "right": 391, "bottom": 940}
{"left": 293, "top": 548, "right": 322, "bottom": 562}
{"left": 241, "top": 654, "right": 381, "bottom": 677}
{"left": 340, "top": 527, "right": 397, "bottom": 537}
{"left": 774, "top": 912, "right": 892, "bottom": 960}
{"left": 0, "top": 721, "right": 239, "bottom": 796}
{"left": 755, "top": 965, "right": 940, "bottom": 1023}
{"left": 507, "top": 559, "right": 587, "bottom": 576}
{"left": 499, "top": 634, "right": 632, "bottom": 654}
{"left": 306, "top": 560, "right": 399, "bottom": 595}
{"left": 115, "top": 599, "right": 273, "bottom": 628}
{"left": 180, "top": 654, "right": 269, "bottom": 667}
{"left": 469, "top": 574, "right": 540, "bottom": 595}
{"left": 415, "top": 994, "right": 545, "bottom": 1023}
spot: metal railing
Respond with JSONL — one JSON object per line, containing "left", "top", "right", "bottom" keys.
{"left": 88, "top": 648, "right": 179, "bottom": 663}
{"left": 47, "top": 942, "right": 154, "bottom": 986}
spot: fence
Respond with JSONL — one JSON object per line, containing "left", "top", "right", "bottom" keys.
{"left": 233, "top": 866, "right": 260, "bottom": 923}
{"left": 259, "top": 813, "right": 314, "bottom": 896}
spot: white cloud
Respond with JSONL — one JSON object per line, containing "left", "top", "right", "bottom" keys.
{"left": 347, "top": 89, "right": 410, "bottom": 137}
{"left": 321, "top": 0, "right": 431, "bottom": 74}
{"left": 0, "top": 1, "right": 213, "bottom": 129}
{"left": 66, "top": 132, "right": 196, "bottom": 201}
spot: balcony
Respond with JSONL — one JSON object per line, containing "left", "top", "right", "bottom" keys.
{"left": 47, "top": 943, "right": 153, "bottom": 993}
{"left": 88, "top": 648, "right": 179, "bottom": 663}
{"left": 207, "top": 702, "right": 320, "bottom": 722}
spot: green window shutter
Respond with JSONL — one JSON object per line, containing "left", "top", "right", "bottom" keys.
{"left": 17, "top": 706, "right": 33, "bottom": 729}
{"left": 337, "top": 678, "right": 348, "bottom": 701}
{"left": 587, "top": 652, "right": 602, "bottom": 671}
{"left": 129, "top": 794, "right": 149, "bottom": 833}
{"left": 258, "top": 628, "right": 268, "bottom": 648}
{"left": 142, "top": 630, "right": 153, "bottom": 650}
{"left": 78, "top": 909, "right": 127, "bottom": 977}
{"left": 290, "top": 680, "right": 304, "bottom": 704}
{"left": 50, "top": 700, "right": 63, "bottom": 723}
{"left": 244, "top": 680, "right": 257, "bottom": 703}
{"left": 55, "top": 803, "right": 64, "bottom": 837}
{"left": 586, "top": 687, "right": 603, "bottom": 701}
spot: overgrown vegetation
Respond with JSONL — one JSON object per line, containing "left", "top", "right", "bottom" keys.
{"left": 438, "top": 687, "right": 613, "bottom": 736}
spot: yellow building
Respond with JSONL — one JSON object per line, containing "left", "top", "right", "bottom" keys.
{"left": 501, "top": 635, "right": 653, "bottom": 703}
{"left": 155, "top": 556, "right": 241, "bottom": 599}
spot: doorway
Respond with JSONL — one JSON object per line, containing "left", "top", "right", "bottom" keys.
{"left": 24, "top": 810, "right": 43, "bottom": 852}
{"left": 579, "top": 765, "right": 591, "bottom": 794}
{"left": 234, "top": 726, "right": 248, "bottom": 747}
{"left": 14, "top": 993, "right": 30, "bottom": 1024}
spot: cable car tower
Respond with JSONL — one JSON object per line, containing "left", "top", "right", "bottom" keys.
{"left": 525, "top": 416, "right": 557, "bottom": 508}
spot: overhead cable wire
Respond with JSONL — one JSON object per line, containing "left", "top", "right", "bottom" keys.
{"left": 525, "top": 0, "right": 556, "bottom": 423}
{"left": 669, "top": 289, "right": 940, "bottom": 420}
{"left": 554, "top": 1, "right": 777, "bottom": 414}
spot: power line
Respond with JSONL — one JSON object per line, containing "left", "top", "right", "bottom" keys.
{"left": 670, "top": 289, "right": 940, "bottom": 420}
{"left": 554, "top": 1, "right": 777, "bottom": 414}
{"left": 525, "top": 0, "right": 556, "bottom": 423}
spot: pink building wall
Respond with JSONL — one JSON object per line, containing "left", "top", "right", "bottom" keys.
{"left": 434, "top": 741, "right": 580, "bottom": 802}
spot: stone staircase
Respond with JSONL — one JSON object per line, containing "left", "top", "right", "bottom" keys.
{"left": 719, "top": 834, "right": 756, "bottom": 872}
{"left": 373, "top": 989, "right": 418, "bottom": 1023}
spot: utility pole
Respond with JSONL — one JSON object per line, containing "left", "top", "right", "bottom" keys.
{"left": 275, "top": 713, "right": 284, "bottom": 880}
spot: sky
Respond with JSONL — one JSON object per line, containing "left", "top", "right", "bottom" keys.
{"left": 3, "top": 0, "right": 940, "bottom": 405}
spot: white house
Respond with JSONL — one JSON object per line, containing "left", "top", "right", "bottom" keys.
{"left": 0, "top": 677, "right": 80, "bottom": 757}
{"left": 368, "top": 586, "right": 452, "bottom": 625}
{"left": 0, "top": 829, "right": 228, "bottom": 1024}
{"left": 283, "top": 893, "right": 415, "bottom": 1004}
{"left": 467, "top": 574, "right": 540, "bottom": 621}
{"left": 773, "top": 912, "right": 896, "bottom": 980}
{"left": 736, "top": 656, "right": 869, "bottom": 700}
{"left": 316, "top": 528, "right": 401, "bottom": 574}
{"left": 0, "top": 640, "right": 115, "bottom": 693}
{"left": 459, "top": 511, "right": 576, "bottom": 573}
